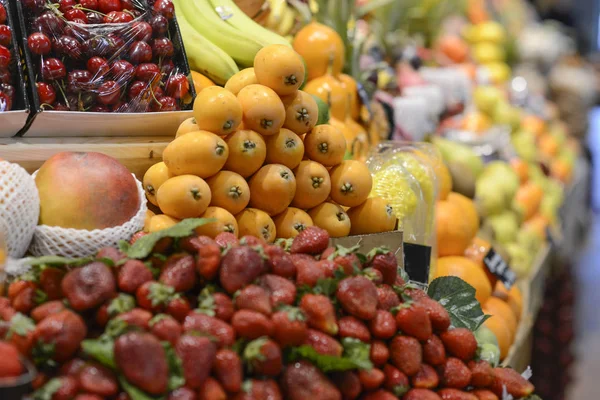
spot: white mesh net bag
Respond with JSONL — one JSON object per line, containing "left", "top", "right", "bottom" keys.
{"left": 0, "top": 161, "right": 40, "bottom": 258}
{"left": 29, "top": 172, "right": 147, "bottom": 258}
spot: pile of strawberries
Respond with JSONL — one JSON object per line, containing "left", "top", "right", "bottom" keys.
{"left": 0, "top": 225, "right": 535, "bottom": 400}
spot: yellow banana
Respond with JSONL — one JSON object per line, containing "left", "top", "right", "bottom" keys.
{"left": 276, "top": 5, "right": 295, "bottom": 36}
{"left": 175, "top": 0, "right": 261, "bottom": 67}
{"left": 208, "top": 0, "right": 291, "bottom": 48}
{"left": 173, "top": 0, "right": 239, "bottom": 85}
{"left": 266, "top": 0, "right": 286, "bottom": 31}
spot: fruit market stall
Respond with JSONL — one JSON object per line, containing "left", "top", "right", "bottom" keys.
{"left": 0, "top": 0, "right": 594, "bottom": 398}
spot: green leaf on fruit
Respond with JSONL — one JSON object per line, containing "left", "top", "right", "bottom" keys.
{"left": 162, "top": 342, "right": 185, "bottom": 391}
{"left": 82, "top": 338, "right": 116, "bottom": 369}
{"left": 243, "top": 337, "right": 268, "bottom": 371}
{"left": 7, "top": 313, "right": 35, "bottom": 338}
{"left": 121, "top": 218, "right": 216, "bottom": 259}
{"left": 24, "top": 256, "right": 94, "bottom": 268}
{"left": 107, "top": 294, "right": 136, "bottom": 317}
{"left": 32, "top": 378, "right": 63, "bottom": 400}
{"left": 119, "top": 376, "right": 165, "bottom": 400}
{"left": 286, "top": 339, "right": 372, "bottom": 373}
{"left": 427, "top": 276, "right": 490, "bottom": 331}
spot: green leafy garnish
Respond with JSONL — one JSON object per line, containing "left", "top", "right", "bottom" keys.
{"left": 162, "top": 342, "right": 185, "bottom": 391}
{"left": 32, "top": 378, "right": 63, "bottom": 400}
{"left": 120, "top": 218, "right": 215, "bottom": 259}
{"left": 148, "top": 283, "right": 176, "bottom": 307}
{"left": 119, "top": 376, "right": 164, "bottom": 400}
{"left": 366, "top": 246, "right": 391, "bottom": 260}
{"left": 340, "top": 338, "right": 373, "bottom": 370}
{"left": 276, "top": 305, "right": 306, "bottom": 322}
{"left": 6, "top": 313, "right": 35, "bottom": 338}
{"left": 82, "top": 338, "right": 116, "bottom": 368}
{"left": 24, "top": 256, "right": 94, "bottom": 268}
{"left": 243, "top": 337, "right": 268, "bottom": 372}
{"left": 286, "top": 338, "right": 372, "bottom": 373}
{"left": 427, "top": 276, "right": 490, "bottom": 331}
{"left": 97, "top": 257, "right": 116, "bottom": 267}
{"left": 107, "top": 294, "right": 136, "bottom": 317}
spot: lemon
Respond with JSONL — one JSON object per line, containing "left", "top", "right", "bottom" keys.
{"left": 371, "top": 166, "right": 418, "bottom": 225}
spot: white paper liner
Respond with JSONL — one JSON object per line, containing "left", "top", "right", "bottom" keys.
{"left": 29, "top": 171, "right": 147, "bottom": 258}
{"left": 0, "top": 162, "right": 40, "bottom": 258}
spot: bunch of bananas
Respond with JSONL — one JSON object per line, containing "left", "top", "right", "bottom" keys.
{"left": 173, "top": 0, "right": 291, "bottom": 85}
{"left": 262, "top": 0, "right": 309, "bottom": 38}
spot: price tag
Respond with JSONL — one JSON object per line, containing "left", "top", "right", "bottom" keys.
{"left": 403, "top": 243, "right": 431, "bottom": 285}
{"left": 483, "top": 248, "right": 516, "bottom": 289}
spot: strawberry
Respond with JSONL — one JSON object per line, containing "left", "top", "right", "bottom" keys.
{"left": 118, "top": 260, "right": 153, "bottom": 293}
{"left": 416, "top": 297, "right": 451, "bottom": 331}
{"left": 402, "top": 388, "right": 442, "bottom": 400}
{"left": 136, "top": 281, "right": 174, "bottom": 313}
{"left": 166, "top": 296, "right": 191, "bottom": 322}
{"left": 304, "top": 329, "right": 343, "bottom": 356}
{"left": 271, "top": 308, "right": 308, "bottom": 347}
{"left": 439, "top": 357, "right": 472, "bottom": 389}
{"left": 197, "top": 377, "right": 227, "bottom": 400}
{"left": 231, "top": 310, "right": 274, "bottom": 339}
{"left": 12, "top": 286, "right": 36, "bottom": 314}
{"left": 363, "top": 268, "right": 384, "bottom": 285}
{"left": 116, "top": 308, "right": 153, "bottom": 330}
{"left": 394, "top": 303, "right": 432, "bottom": 341}
{"left": 362, "top": 390, "right": 398, "bottom": 400}
{"left": 336, "top": 276, "right": 378, "bottom": 320}
{"left": 423, "top": 335, "right": 446, "bottom": 366}
{"left": 377, "top": 285, "right": 401, "bottom": 310}
{"left": 31, "top": 300, "right": 65, "bottom": 322}
{"left": 78, "top": 362, "right": 119, "bottom": 397}
{"left": 369, "top": 310, "right": 397, "bottom": 339}
{"left": 180, "top": 235, "right": 216, "bottom": 252}
{"left": 183, "top": 312, "right": 235, "bottom": 348}
{"left": 300, "top": 294, "right": 338, "bottom": 335}
{"left": 470, "top": 389, "right": 499, "bottom": 400}
{"left": 437, "top": 389, "right": 478, "bottom": 400}
{"left": 331, "top": 371, "right": 361, "bottom": 400}
{"left": 150, "top": 314, "right": 182, "bottom": 346}
{"left": 290, "top": 226, "right": 330, "bottom": 255}
{"left": 62, "top": 262, "right": 116, "bottom": 311}
{"left": 404, "top": 288, "right": 428, "bottom": 301}
{"left": 239, "top": 235, "right": 267, "bottom": 247}
{"left": 219, "top": 246, "right": 265, "bottom": 294}
{"left": 265, "top": 245, "right": 296, "bottom": 279}
{"left": 214, "top": 232, "right": 239, "bottom": 248}
{"left": 390, "top": 335, "right": 422, "bottom": 376}
{"left": 411, "top": 364, "right": 439, "bottom": 389}
{"left": 233, "top": 379, "right": 282, "bottom": 400}
{"left": 196, "top": 243, "right": 222, "bottom": 281}
{"left": 358, "top": 368, "right": 385, "bottom": 390}
{"left": 440, "top": 328, "right": 477, "bottom": 361}
{"left": 234, "top": 284, "right": 272, "bottom": 315}
{"left": 370, "top": 340, "right": 390, "bottom": 366}
{"left": 489, "top": 368, "right": 535, "bottom": 398}
{"left": 383, "top": 364, "right": 409, "bottom": 396}
{"left": 0, "top": 341, "right": 23, "bottom": 378}
{"left": 243, "top": 337, "right": 282, "bottom": 376}
{"left": 367, "top": 247, "right": 397, "bottom": 285}
{"left": 212, "top": 293, "right": 235, "bottom": 322}
{"left": 213, "top": 349, "right": 243, "bottom": 393}
{"left": 468, "top": 360, "right": 495, "bottom": 388}
{"left": 322, "top": 246, "right": 362, "bottom": 275}
{"left": 281, "top": 360, "right": 341, "bottom": 400}
{"left": 39, "top": 267, "right": 64, "bottom": 300}
{"left": 176, "top": 335, "right": 217, "bottom": 389}
{"left": 159, "top": 253, "right": 196, "bottom": 292}
{"left": 33, "top": 310, "right": 87, "bottom": 363}
{"left": 256, "top": 274, "right": 296, "bottom": 307}
{"left": 295, "top": 257, "right": 329, "bottom": 287}
{"left": 338, "top": 316, "right": 371, "bottom": 342}
{"left": 96, "top": 247, "right": 126, "bottom": 264}
{"left": 50, "top": 376, "right": 80, "bottom": 400}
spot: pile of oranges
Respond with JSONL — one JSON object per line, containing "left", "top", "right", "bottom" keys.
{"left": 142, "top": 44, "right": 397, "bottom": 242}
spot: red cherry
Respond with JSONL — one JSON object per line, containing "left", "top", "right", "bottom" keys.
{"left": 36, "top": 82, "right": 56, "bottom": 105}
{"left": 129, "top": 41, "right": 152, "bottom": 64}
{"left": 86, "top": 11, "right": 104, "bottom": 24}
{"left": 0, "top": 4, "right": 6, "bottom": 25}
{"left": 153, "top": 0, "right": 174, "bottom": 19}
{"left": 27, "top": 32, "right": 52, "bottom": 55}
{"left": 132, "top": 21, "right": 152, "bottom": 42}
{"left": 97, "top": 80, "right": 121, "bottom": 105}
{"left": 34, "top": 11, "right": 65, "bottom": 35}
{"left": 135, "top": 63, "right": 160, "bottom": 81}
{"left": 0, "top": 45, "right": 11, "bottom": 69}
{"left": 160, "top": 59, "right": 175, "bottom": 75}
{"left": 22, "top": 0, "right": 45, "bottom": 13}
{"left": 98, "top": 0, "right": 122, "bottom": 14}
{"left": 0, "top": 25, "right": 11, "bottom": 47}
{"left": 149, "top": 14, "right": 168, "bottom": 37}
{"left": 53, "top": 35, "right": 82, "bottom": 59}
{"left": 151, "top": 37, "right": 174, "bottom": 58}
{"left": 121, "top": 0, "right": 136, "bottom": 10}
{"left": 166, "top": 73, "right": 189, "bottom": 99}
{"left": 65, "top": 9, "right": 88, "bottom": 23}
{"left": 41, "top": 58, "right": 67, "bottom": 80}
{"left": 104, "top": 11, "right": 133, "bottom": 23}
{"left": 0, "top": 91, "right": 11, "bottom": 111}
{"left": 87, "top": 56, "right": 110, "bottom": 76}
{"left": 79, "top": 0, "right": 98, "bottom": 10}
{"left": 0, "top": 83, "right": 15, "bottom": 102}
{"left": 111, "top": 60, "right": 135, "bottom": 83}
{"left": 152, "top": 96, "right": 177, "bottom": 112}
{"left": 59, "top": 0, "right": 76, "bottom": 12}
{"left": 67, "top": 70, "right": 92, "bottom": 93}
{"left": 127, "top": 80, "right": 147, "bottom": 100}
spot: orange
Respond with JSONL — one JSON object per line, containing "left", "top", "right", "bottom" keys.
{"left": 329, "top": 160, "right": 373, "bottom": 207}
{"left": 236, "top": 208, "right": 276, "bottom": 243}
{"left": 513, "top": 182, "right": 543, "bottom": 221}
{"left": 538, "top": 134, "right": 559, "bottom": 158}
{"left": 347, "top": 197, "right": 397, "bottom": 235}
{"left": 521, "top": 115, "right": 546, "bottom": 138}
{"left": 206, "top": 171, "right": 250, "bottom": 215}
{"left": 435, "top": 256, "right": 493, "bottom": 304}
{"left": 146, "top": 214, "right": 180, "bottom": 233}
{"left": 508, "top": 285, "right": 523, "bottom": 321}
{"left": 550, "top": 158, "right": 573, "bottom": 184}
{"left": 223, "top": 129, "right": 267, "bottom": 178}
{"left": 292, "top": 22, "right": 345, "bottom": 81}
{"left": 484, "top": 297, "right": 517, "bottom": 340}
{"left": 492, "top": 281, "right": 510, "bottom": 301}
{"left": 304, "top": 124, "right": 347, "bottom": 167}
{"left": 190, "top": 71, "right": 216, "bottom": 94}
{"left": 193, "top": 86, "right": 243, "bottom": 136}
{"left": 292, "top": 160, "right": 331, "bottom": 209}
{"left": 196, "top": 206, "right": 239, "bottom": 238}
{"left": 282, "top": 90, "right": 319, "bottom": 134}
{"left": 143, "top": 209, "right": 155, "bottom": 232}
{"left": 436, "top": 200, "right": 474, "bottom": 257}
{"left": 304, "top": 75, "right": 348, "bottom": 122}
{"left": 308, "top": 202, "right": 351, "bottom": 238}
{"left": 224, "top": 68, "right": 258, "bottom": 96}
{"left": 436, "top": 35, "right": 469, "bottom": 63}
{"left": 237, "top": 84, "right": 286, "bottom": 136}
{"left": 464, "top": 237, "right": 498, "bottom": 288}
{"left": 248, "top": 164, "right": 297, "bottom": 216}
{"left": 510, "top": 158, "right": 529, "bottom": 184}
{"left": 483, "top": 314, "right": 512, "bottom": 359}
{"left": 156, "top": 175, "right": 211, "bottom": 219}
{"left": 339, "top": 73, "right": 360, "bottom": 120}
{"left": 340, "top": 118, "right": 369, "bottom": 161}
{"left": 143, "top": 161, "right": 173, "bottom": 206}
{"left": 273, "top": 207, "right": 314, "bottom": 238}
{"left": 163, "top": 131, "right": 229, "bottom": 178}
{"left": 254, "top": 44, "right": 305, "bottom": 96}
{"left": 447, "top": 192, "right": 479, "bottom": 238}
{"left": 264, "top": 128, "right": 305, "bottom": 169}
{"left": 175, "top": 117, "right": 199, "bottom": 138}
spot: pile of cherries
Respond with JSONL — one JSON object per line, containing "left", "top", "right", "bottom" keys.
{"left": 0, "top": 2, "right": 15, "bottom": 112}
{"left": 24, "top": 0, "right": 190, "bottom": 112}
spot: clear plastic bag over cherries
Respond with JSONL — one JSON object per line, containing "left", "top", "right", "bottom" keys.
{"left": 22, "top": 0, "right": 192, "bottom": 112}
{"left": 0, "top": 1, "right": 16, "bottom": 112}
